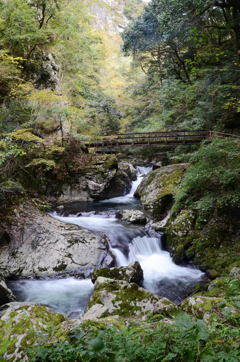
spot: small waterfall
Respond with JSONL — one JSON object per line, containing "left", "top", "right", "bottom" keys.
{"left": 128, "top": 236, "right": 162, "bottom": 259}
{"left": 99, "top": 166, "right": 152, "bottom": 204}
{"left": 116, "top": 235, "right": 203, "bottom": 302}
{"left": 128, "top": 166, "right": 152, "bottom": 196}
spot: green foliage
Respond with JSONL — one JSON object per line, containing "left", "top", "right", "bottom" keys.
{"left": 174, "top": 138, "right": 240, "bottom": 219}
{"left": 8, "top": 128, "right": 44, "bottom": 142}
{"left": 0, "top": 0, "right": 62, "bottom": 58}
{"left": 122, "top": 0, "right": 240, "bottom": 133}
{"left": 88, "top": 96, "right": 122, "bottom": 135}
{"left": 27, "top": 313, "right": 240, "bottom": 362}
{"left": 124, "top": 0, "right": 144, "bottom": 20}
{"left": 26, "top": 158, "right": 56, "bottom": 171}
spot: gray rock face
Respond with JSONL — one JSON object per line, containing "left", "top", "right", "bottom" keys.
{"left": 91, "top": 262, "right": 144, "bottom": 285}
{"left": 59, "top": 161, "right": 137, "bottom": 202}
{"left": 35, "top": 53, "right": 60, "bottom": 90}
{"left": 83, "top": 277, "right": 177, "bottom": 320}
{"left": 116, "top": 209, "right": 147, "bottom": 225}
{"left": 0, "top": 278, "right": 15, "bottom": 306}
{"left": 0, "top": 204, "right": 111, "bottom": 278}
{"left": 135, "top": 164, "right": 187, "bottom": 220}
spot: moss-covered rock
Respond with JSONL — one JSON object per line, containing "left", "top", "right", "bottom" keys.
{"left": 165, "top": 209, "right": 240, "bottom": 276}
{"left": 181, "top": 295, "right": 240, "bottom": 324}
{"left": 83, "top": 277, "right": 177, "bottom": 320}
{"left": 91, "top": 262, "right": 143, "bottom": 285}
{"left": 0, "top": 302, "right": 66, "bottom": 361}
{"left": 136, "top": 164, "right": 187, "bottom": 220}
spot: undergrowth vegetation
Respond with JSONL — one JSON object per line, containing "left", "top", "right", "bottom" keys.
{"left": 27, "top": 314, "right": 240, "bottom": 362}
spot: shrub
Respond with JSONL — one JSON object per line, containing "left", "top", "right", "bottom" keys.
{"left": 174, "top": 138, "right": 240, "bottom": 220}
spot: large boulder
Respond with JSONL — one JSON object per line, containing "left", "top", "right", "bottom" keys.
{"left": 116, "top": 209, "right": 147, "bottom": 225}
{"left": 59, "top": 158, "right": 137, "bottom": 202}
{"left": 135, "top": 164, "right": 187, "bottom": 220}
{"left": 0, "top": 278, "right": 15, "bottom": 306}
{"left": 0, "top": 302, "right": 66, "bottom": 361}
{"left": 83, "top": 277, "right": 177, "bottom": 320}
{"left": 0, "top": 203, "right": 111, "bottom": 278}
{"left": 91, "top": 262, "right": 143, "bottom": 285}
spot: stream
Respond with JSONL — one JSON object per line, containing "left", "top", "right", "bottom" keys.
{"left": 9, "top": 166, "right": 204, "bottom": 318}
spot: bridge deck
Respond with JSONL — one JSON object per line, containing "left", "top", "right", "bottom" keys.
{"left": 85, "top": 130, "right": 209, "bottom": 149}
{"left": 84, "top": 130, "right": 240, "bottom": 152}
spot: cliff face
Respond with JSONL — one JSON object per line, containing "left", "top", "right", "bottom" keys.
{"left": 90, "top": 0, "right": 128, "bottom": 33}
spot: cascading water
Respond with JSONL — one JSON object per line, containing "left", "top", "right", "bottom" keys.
{"left": 127, "top": 236, "right": 203, "bottom": 303}
{"left": 10, "top": 165, "right": 204, "bottom": 317}
{"left": 99, "top": 166, "right": 151, "bottom": 205}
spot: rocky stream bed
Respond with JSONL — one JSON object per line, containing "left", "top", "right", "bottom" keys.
{"left": 0, "top": 161, "right": 239, "bottom": 361}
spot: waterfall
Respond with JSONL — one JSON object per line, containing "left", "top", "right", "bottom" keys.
{"left": 99, "top": 166, "right": 152, "bottom": 204}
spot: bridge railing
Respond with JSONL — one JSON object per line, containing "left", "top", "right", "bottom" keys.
{"left": 84, "top": 130, "right": 240, "bottom": 151}
{"left": 209, "top": 131, "right": 240, "bottom": 139}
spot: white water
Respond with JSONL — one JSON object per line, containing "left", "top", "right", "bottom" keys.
{"left": 99, "top": 166, "right": 151, "bottom": 204}
{"left": 49, "top": 165, "right": 203, "bottom": 302}
{"left": 127, "top": 236, "right": 203, "bottom": 296}
{"left": 11, "top": 164, "right": 204, "bottom": 316}
{"left": 9, "top": 278, "right": 93, "bottom": 318}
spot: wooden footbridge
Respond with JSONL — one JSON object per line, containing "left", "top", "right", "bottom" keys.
{"left": 86, "top": 130, "right": 208, "bottom": 151}
{"left": 85, "top": 130, "right": 240, "bottom": 153}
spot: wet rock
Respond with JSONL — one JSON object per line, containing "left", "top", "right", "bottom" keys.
{"left": 83, "top": 277, "right": 177, "bottom": 320}
{"left": 152, "top": 161, "right": 162, "bottom": 170}
{"left": 59, "top": 158, "right": 137, "bottom": 202}
{"left": 116, "top": 210, "right": 147, "bottom": 225}
{"left": 0, "top": 203, "right": 111, "bottom": 278}
{"left": 0, "top": 230, "right": 10, "bottom": 247}
{"left": 0, "top": 278, "right": 15, "bottom": 306}
{"left": 118, "top": 162, "right": 137, "bottom": 180}
{"left": 91, "top": 262, "right": 143, "bottom": 285}
{"left": 167, "top": 210, "right": 195, "bottom": 237}
{"left": 136, "top": 164, "right": 187, "bottom": 220}
{"left": 0, "top": 302, "right": 66, "bottom": 361}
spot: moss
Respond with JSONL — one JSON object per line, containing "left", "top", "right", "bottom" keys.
{"left": 0, "top": 304, "right": 66, "bottom": 361}
{"left": 138, "top": 164, "right": 187, "bottom": 220}
{"left": 166, "top": 210, "right": 240, "bottom": 276}
{"left": 8, "top": 129, "right": 44, "bottom": 143}
{"left": 102, "top": 155, "right": 118, "bottom": 170}
{"left": 91, "top": 268, "right": 124, "bottom": 282}
{"left": 53, "top": 262, "right": 67, "bottom": 272}
{"left": 113, "top": 283, "right": 152, "bottom": 317}
{"left": 181, "top": 296, "right": 225, "bottom": 319}
{"left": 88, "top": 278, "right": 177, "bottom": 318}
{"left": 181, "top": 295, "right": 240, "bottom": 325}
